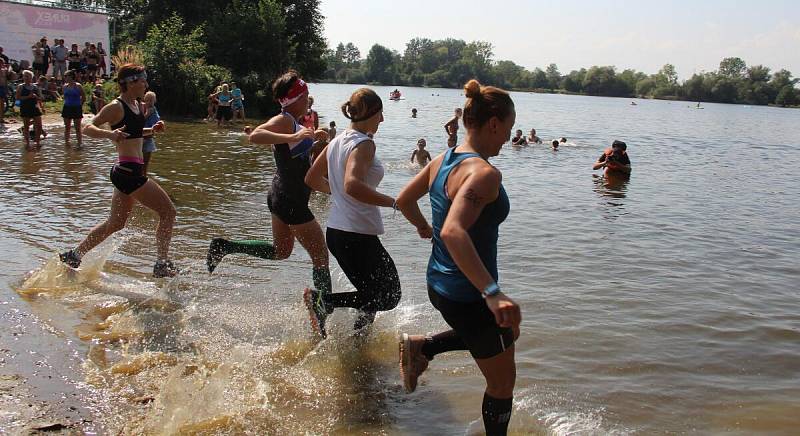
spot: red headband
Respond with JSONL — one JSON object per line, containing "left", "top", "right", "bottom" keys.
{"left": 279, "top": 79, "right": 308, "bottom": 108}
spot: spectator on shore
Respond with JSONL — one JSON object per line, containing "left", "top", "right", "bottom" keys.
{"left": 40, "top": 37, "right": 51, "bottom": 77}
{"left": 86, "top": 44, "right": 100, "bottom": 82}
{"left": 0, "top": 58, "right": 15, "bottom": 123}
{"left": 61, "top": 70, "right": 84, "bottom": 146}
{"left": 32, "top": 42, "right": 45, "bottom": 80}
{"left": 92, "top": 83, "right": 105, "bottom": 114}
{"left": 45, "top": 76, "right": 60, "bottom": 101}
{"left": 68, "top": 44, "right": 82, "bottom": 82}
{"left": 97, "top": 42, "right": 107, "bottom": 76}
{"left": 0, "top": 46, "right": 8, "bottom": 64}
{"left": 16, "top": 70, "right": 43, "bottom": 149}
{"left": 142, "top": 91, "right": 161, "bottom": 175}
{"left": 231, "top": 81, "right": 245, "bottom": 122}
{"left": 52, "top": 39, "right": 68, "bottom": 81}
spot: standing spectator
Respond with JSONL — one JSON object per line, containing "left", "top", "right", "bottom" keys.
{"left": 141, "top": 91, "right": 161, "bottom": 175}
{"left": 52, "top": 39, "right": 68, "bottom": 81}
{"left": 231, "top": 81, "right": 245, "bottom": 122}
{"left": 300, "top": 95, "right": 319, "bottom": 129}
{"left": 0, "top": 46, "right": 9, "bottom": 64}
{"left": 16, "top": 70, "right": 43, "bottom": 149}
{"left": 91, "top": 83, "right": 105, "bottom": 114}
{"left": 61, "top": 70, "right": 84, "bottom": 146}
{"left": 32, "top": 42, "right": 46, "bottom": 80}
{"left": 0, "top": 58, "right": 15, "bottom": 123}
{"left": 97, "top": 42, "right": 107, "bottom": 76}
{"left": 68, "top": 44, "right": 82, "bottom": 82}
{"left": 85, "top": 44, "right": 100, "bottom": 82}
{"left": 40, "top": 37, "right": 51, "bottom": 77}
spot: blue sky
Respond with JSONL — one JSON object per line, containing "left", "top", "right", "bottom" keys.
{"left": 320, "top": 0, "right": 800, "bottom": 79}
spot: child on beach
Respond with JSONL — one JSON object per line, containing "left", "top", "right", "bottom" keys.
{"left": 328, "top": 120, "right": 337, "bottom": 139}
{"left": 410, "top": 138, "right": 432, "bottom": 166}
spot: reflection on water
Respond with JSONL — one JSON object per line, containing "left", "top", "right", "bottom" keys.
{"left": 1, "top": 85, "right": 800, "bottom": 434}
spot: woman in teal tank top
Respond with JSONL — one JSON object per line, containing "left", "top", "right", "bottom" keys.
{"left": 395, "top": 79, "right": 522, "bottom": 436}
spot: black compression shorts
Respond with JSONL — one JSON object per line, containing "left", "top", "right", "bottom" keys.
{"left": 110, "top": 162, "right": 148, "bottom": 195}
{"left": 267, "top": 191, "right": 314, "bottom": 225}
{"left": 428, "top": 285, "right": 514, "bottom": 359}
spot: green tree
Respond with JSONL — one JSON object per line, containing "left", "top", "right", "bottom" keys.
{"left": 719, "top": 57, "right": 747, "bottom": 78}
{"left": 545, "top": 63, "right": 560, "bottom": 89}
{"left": 365, "top": 44, "right": 396, "bottom": 84}
{"left": 561, "top": 69, "right": 585, "bottom": 92}
{"left": 775, "top": 85, "right": 797, "bottom": 107}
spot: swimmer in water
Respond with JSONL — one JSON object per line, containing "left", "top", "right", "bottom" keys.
{"left": 511, "top": 129, "right": 527, "bottom": 146}
{"left": 410, "top": 138, "right": 432, "bottom": 166}
{"left": 527, "top": 128, "right": 542, "bottom": 144}
{"left": 328, "top": 120, "right": 337, "bottom": 139}
{"left": 551, "top": 139, "right": 559, "bottom": 151}
{"left": 411, "top": 108, "right": 417, "bottom": 118}
{"left": 444, "top": 107, "right": 462, "bottom": 148}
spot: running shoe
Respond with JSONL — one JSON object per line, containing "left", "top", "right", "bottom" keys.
{"left": 399, "top": 333, "right": 430, "bottom": 393}
{"left": 303, "top": 287, "right": 328, "bottom": 339}
{"left": 59, "top": 249, "right": 81, "bottom": 269}
{"left": 153, "top": 259, "right": 179, "bottom": 278}
{"left": 206, "top": 238, "right": 228, "bottom": 273}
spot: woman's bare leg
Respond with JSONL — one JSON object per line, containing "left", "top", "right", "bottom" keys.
{"left": 130, "top": 179, "right": 176, "bottom": 260}
{"left": 75, "top": 189, "right": 135, "bottom": 256}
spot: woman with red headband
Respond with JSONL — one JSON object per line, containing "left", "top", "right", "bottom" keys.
{"left": 59, "top": 64, "right": 177, "bottom": 277}
{"left": 206, "top": 71, "right": 332, "bottom": 334}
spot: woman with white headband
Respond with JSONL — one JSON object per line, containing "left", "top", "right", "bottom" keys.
{"left": 205, "top": 71, "right": 333, "bottom": 335}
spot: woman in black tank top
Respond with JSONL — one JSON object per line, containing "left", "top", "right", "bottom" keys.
{"left": 205, "top": 70, "right": 334, "bottom": 338}
{"left": 59, "top": 64, "right": 178, "bottom": 278}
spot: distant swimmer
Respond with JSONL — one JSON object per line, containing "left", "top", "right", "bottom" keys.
{"left": 527, "top": 128, "right": 542, "bottom": 144}
{"left": 560, "top": 137, "right": 567, "bottom": 145}
{"left": 411, "top": 108, "right": 417, "bottom": 118}
{"left": 206, "top": 71, "right": 332, "bottom": 329}
{"left": 593, "top": 139, "right": 631, "bottom": 175}
{"left": 396, "top": 79, "right": 521, "bottom": 436}
{"left": 305, "top": 87, "right": 402, "bottom": 337}
{"left": 60, "top": 64, "right": 177, "bottom": 277}
{"left": 551, "top": 139, "right": 560, "bottom": 151}
{"left": 511, "top": 129, "right": 527, "bottom": 146}
{"left": 444, "top": 107, "right": 462, "bottom": 148}
{"left": 328, "top": 120, "right": 337, "bottom": 139}
{"left": 410, "top": 138, "right": 432, "bottom": 166}
{"left": 631, "top": 101, "right": 638, "bottom": 105}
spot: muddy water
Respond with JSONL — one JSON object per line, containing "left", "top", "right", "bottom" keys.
{"left": 1, "top": 84, "right": 800, "bottom": 435}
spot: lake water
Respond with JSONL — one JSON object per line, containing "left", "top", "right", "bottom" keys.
{"left": 1, "top": 83, "right": 799, "bottom": 435}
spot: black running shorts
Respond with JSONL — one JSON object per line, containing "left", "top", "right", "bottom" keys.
{"left": 427, "top": 285, "right": 515, "bottom": 359}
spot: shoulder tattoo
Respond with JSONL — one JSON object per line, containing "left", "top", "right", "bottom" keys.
{"left": 464, "top": 188, "right": 483, "bottom": 207}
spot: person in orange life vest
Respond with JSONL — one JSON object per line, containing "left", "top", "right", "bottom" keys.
{"left": 593, "top": 140, "right": 631, "bottom": 175}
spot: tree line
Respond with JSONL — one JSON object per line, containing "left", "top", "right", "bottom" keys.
{"left": 322, "top": 38, "right": 799, "bottom": 107}
{"left": 60, "top": 0, "right": 328, "bottom": 116}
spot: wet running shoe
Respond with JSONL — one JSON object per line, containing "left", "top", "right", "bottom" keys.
{"left": 303, "top": 287, "right": 328, "bottom": 339}
{"left": 399, "top": 333, "right": 430, "bottom": 393}
{"left": 153, "top": 259, "right": 179, "bottom": 278}
{"left": 59, "top": 249, "right": 81, "bottom": 269}
{"left": 206, "top": 238, "right": 229, "bottom": 273}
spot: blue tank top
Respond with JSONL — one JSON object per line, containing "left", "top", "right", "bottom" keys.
{"left": 63, "top": 85, "right": 81, "bottom": 107}
{"left": 427, "top": 148, "right": 510, "bottom": 302}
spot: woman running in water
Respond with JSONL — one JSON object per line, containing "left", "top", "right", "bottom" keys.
{"left": 59, "top": 64, "right": 177, "bottom": 277}
{"left": 396, "top": 79, "right": 521, "bottom": 436}
{"left": 304, "top": 88, "right": 402, "bottom": 337}
{"left": 205, "top": 71, "right": 332, "bottom": 332}
{"left": 444, "top": 107, "right": 462, "bottom": 148}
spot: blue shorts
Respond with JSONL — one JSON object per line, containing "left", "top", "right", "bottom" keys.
{"left": 142, "top": 137, "right": 157, "bottom": 153}
{"left": 232, "top": 100, "right": 243, "bottom": 110}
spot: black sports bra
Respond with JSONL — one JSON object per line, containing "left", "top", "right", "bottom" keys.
{"left": 110, "top": 98, "right": 145, "bottom": 139}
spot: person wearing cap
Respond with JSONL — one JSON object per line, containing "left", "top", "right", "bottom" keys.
{"left": 593, "top": 140, "right": 631, "bottom": 175}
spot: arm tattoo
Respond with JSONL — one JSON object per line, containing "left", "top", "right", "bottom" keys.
{"left": 464, "top": 188, "right": 483, "bottom": 207}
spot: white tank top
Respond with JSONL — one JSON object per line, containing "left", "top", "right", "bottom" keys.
{"left": 326, "top": 129, "right": 385, "bottom": 235}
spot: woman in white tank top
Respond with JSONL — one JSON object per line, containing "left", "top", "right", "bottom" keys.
{"left": 304, "top": 88, "right": 404, "bottom": 337}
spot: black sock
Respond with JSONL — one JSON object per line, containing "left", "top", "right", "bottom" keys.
{"left": 312, "top": 267, "right": 331, "bottom": 295}
{"left": 482, "top": 393, "right": 513, "bottom": 436}
{"left": 226, "top": 240, "right": 276, "bottom": 260}
{"left": 420, "top": 330, "right": 467, "bottom": 360}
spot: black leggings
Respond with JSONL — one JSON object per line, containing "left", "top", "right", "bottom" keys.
{"left": 325, "top": 227, "right": 401, "bottom": 313}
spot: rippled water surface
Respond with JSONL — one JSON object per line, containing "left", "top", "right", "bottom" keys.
{"left": 1, "top": 84, "right": 799, "bottom": 435}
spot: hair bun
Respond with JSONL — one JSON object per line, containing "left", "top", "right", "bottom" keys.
{"left": 464, "top": 79, "right": 482, "bottom": 99}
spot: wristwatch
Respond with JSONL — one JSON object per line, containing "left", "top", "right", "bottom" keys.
{"left": 482, "top": 282, "right": 501, "bottom": 298}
